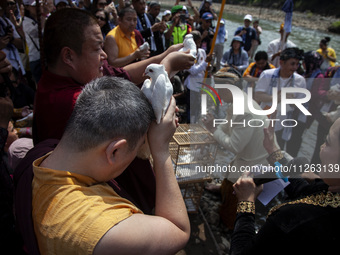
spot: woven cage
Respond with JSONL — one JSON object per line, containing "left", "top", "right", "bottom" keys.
{"left": 170, "top": 124, "right": 218, "bottom": 213}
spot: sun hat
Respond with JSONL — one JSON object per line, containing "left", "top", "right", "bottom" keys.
{"left": 231, "top": 35, "right": 243, "bottom": 46}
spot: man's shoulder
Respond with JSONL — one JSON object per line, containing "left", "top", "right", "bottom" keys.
{"left": 241, "top": 49, "right": 248, "bottom": 56}
{"left": 286, "top": 40, "right": 296, "bottom": 47}
{"left": 255, "top": 69, "right": 277, "bottom": 91}
{"left": 261, "top": 68, "right": 276, "bottom": 76}
{"left": 22, "top": 16, "right": 35, "bottom": 27}
{"left": 293, "top": 72, "right": 306, "bottom": 87}
{"left": 269, "top": 38, "right": 280, "bottom": 45}
{"left": 32, "top": 165, "right": 141, "bottom": 254}
{"left": 234, "top": 26, "right": 243, "bottom": 34}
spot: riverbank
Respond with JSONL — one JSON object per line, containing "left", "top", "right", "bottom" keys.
{"left": 159, "top": 0, "right": 339, "bottom": 33}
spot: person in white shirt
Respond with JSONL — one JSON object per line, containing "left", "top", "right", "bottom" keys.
{"left": 255, "top": 47, "right": 306, "bottom": 157}
{"left": 202, "top": 84, "right": 278, "bottom": 230}
{"left": 267, "top": 23, "right": 296, "bottom": 68}
{"left": 184, "top": 30, "right": 212, "bottom": 123}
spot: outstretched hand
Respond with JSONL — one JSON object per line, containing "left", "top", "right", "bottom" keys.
{"left": 161, "top": 50, "right": 195, "bottom": 77}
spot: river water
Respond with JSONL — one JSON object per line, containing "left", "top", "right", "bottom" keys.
{"left": 222, "top": 12, "right": 340, "bottom": 59}
{"left": 161, "top": 5, "right": 340, "bottom": 61}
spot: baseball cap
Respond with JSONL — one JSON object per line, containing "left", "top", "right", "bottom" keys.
{"left": 244, "top": 14, "right": 252, "bottom": 21}
{"left": 202, "top": 12, "right": 213, "bottom": 20}
{"left": 163, "top": 10, "right": 171, "bottom": 16}
{"left": 171, "top": 5, "right": 183, "bottom": 14}
{"left": 23, "top": 0, "right": 42, "bottom": 6}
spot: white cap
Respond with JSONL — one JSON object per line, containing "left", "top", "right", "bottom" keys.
{"left": 244, "top": 14, "right": 252, "bottom": 21}
{"left": 163, "top": 10, "right": 171, "bottom": 16}
{"left": 220, "top": 19, "right": 225, "bottom": 24}
{"left": 182, "top": 6, "right": 187, "bottom": 11}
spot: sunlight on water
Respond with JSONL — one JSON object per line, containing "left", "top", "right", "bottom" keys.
{"left": 222, "top": 12, "right": 340, "bottom": 64}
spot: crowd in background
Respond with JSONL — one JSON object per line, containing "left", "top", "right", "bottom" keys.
{"left": 1, "top": 0, "right": 340, "bottom": 254}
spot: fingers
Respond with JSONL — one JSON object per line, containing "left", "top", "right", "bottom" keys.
{"left": 164, "top": 97, "right": 176, "bottom": 120}
{"left": 0, "top": 51, "right": 11, "bottom": 74}
{"left": 0, "top": 50, "right": 6, "bottom": 61}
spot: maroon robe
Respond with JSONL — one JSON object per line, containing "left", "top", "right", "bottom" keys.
{"left": 15, "top": 61, "right": 156, "bottom": 254}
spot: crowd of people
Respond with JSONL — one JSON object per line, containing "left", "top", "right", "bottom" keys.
{"left": 0, "top": 0, "right": 340, "bottom": 254}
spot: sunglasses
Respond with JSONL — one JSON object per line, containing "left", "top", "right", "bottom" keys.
{"left": 7, "top": 1, "right": 16, "bottom": 6}
{"left": 96, "top": 16, "right": 106, "bottom": 21}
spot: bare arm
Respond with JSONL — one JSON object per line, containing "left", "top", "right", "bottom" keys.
{"left": 104, "top": 35, "right": 149, "bottom": 67}
{"left": 124, "top": 44, "right": 195, "bottom": 84}
{"left": 187, "top": 0, "right": 200, "bottom": 19}
{"left": 93, "top": 98, "right": 190, "bottom": 255}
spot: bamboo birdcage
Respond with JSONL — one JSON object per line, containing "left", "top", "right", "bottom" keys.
{"left": 170, "top": 124, "right": 218, "bottom": 213}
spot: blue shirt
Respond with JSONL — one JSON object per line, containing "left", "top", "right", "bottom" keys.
{"left": 234, "top": 26, "right": 256, "bottom": 52}
{"left": 221, "top": 48, "right": 249, "bottom": 73}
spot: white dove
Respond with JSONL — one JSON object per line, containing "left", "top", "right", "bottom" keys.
{"left": 179, "top": 34, "right": 197, "bottom": 58}
{"left": 139, "top": 41, "right": 149, "bottom": 51}
{"left": 141, "top": 64, "right": 173, "bottom": 124}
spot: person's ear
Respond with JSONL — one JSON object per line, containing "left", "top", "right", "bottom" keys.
{"left": 60, "top": 47, "right": 77, "bottom": 70}
{"left": 105, "top": 139, "right": 128, "bottom": 165}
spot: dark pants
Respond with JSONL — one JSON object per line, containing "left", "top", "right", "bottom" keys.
{"left": 275, "top": 121, "right": 306, "bottom": 158}
{"left": 29, "top": 59, "right": 42, "bottom": 84}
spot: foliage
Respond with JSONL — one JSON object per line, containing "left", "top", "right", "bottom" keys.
{"left": 329, "top": 21, "right": 340, "bottom": 34}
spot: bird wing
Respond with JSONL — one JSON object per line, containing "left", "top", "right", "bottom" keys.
{"left": 141, "top": 78, "right": 153, "bottom": 102}
{"left": 152, "top": 74, "right": 172, "bottom": 124}
{"left": 187, "top": 39, "right": 197, "bottom": 58}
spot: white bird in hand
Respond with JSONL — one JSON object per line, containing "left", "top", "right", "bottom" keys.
{"left": 141, "top": 64, "right": 173, "bottom": 124}
{"left": 179, "top": 34, "right": 197, "bottom": 58}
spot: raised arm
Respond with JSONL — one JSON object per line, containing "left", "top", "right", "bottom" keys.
{"left": 93, "top": 98, "right": 190, "bottom": 255}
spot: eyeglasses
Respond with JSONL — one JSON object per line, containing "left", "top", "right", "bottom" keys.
{"left": 96, "top": 16, "right": 106, "bottom": 21}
